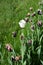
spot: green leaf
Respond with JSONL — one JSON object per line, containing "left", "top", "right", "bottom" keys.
{"left": 21, "top": 43, "right": 26, "bottom": 58}
{"left": 37, "top": 46, "right": 41, "bottom": 58}
{"left": 40, "top": 60, "right": 43, "bottom": 65}
{"left": 23, "top": 61, "right": 26, "bottom": 65}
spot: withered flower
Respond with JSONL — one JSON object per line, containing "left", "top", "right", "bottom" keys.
{"left": 24, "top": 17, "right": 29, "bottom": 22}
{"left": 37, "top": 9, "right": 42, "bottom": 15}
{"left": 29, "top": 7, "right": 33, "bottom": 11}
{"left": 32, "top": 12, "right": 36, "bottom": 17}
{"left": 27, "top": 39, "right": 32, "bottom": 45}
{"left": 15, "top": 56, "right": 21, "bottom": 61}
{"left": 31, "top": 25, "right": 35, "bottom": 31}
{"left": 11, "top": 56, "right": 15, "bottom": 61}
{"left": 29, "top": 19, "right": 32, "bottom": 22}
{"left": 5, "top": 44, "right": 13, "bottom": 52}
{"left": 39, "top": 2, "right": 43, "bottom": 5}
{"left": 12, "top": 31, "right": 17, "bottom": 37}
{"left": 27, "top": 13, "right": 30, "bottom": 17}
{"left": 20, "top": 33, "right": 24, "bottom": 40}
{"left": 37, "top": 20, "right": 42, "bottom": 27}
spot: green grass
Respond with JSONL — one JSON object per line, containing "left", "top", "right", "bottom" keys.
{"left": 0, "top": 0, "right": 43, "bottom": 65}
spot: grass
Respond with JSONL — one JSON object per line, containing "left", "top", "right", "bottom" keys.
{"left": 0, "top": 0, "right": 43, "bottom": 65}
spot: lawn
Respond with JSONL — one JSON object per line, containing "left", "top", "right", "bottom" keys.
{"left": 0, "top": 0, "right": 43, "bottom": 65}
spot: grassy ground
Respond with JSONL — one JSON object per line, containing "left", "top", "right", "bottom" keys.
{"left": 0, "top": 0, "right": 43, "bottom": 65}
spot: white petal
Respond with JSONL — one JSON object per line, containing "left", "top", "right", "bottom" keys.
{"left": 19, "top": 20, "right": 26, "bottom": 28}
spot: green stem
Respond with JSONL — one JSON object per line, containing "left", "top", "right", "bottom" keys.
{"left": 32, "top": 33, "right": 34, "bottom": 52}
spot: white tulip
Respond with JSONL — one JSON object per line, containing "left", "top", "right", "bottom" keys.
{"left": 19, "top": 19, "right": 26, "bottom": 28}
